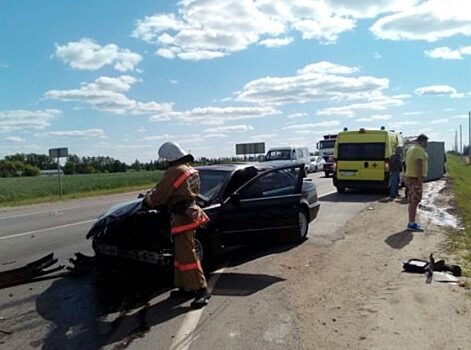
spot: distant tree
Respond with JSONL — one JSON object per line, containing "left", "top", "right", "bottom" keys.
{"left": 5, "top": 153, "right": 55, "bottom": 170}
{"left": 131, "top": 159, "right": 143, "bottom": 171}
{"left": 0, "top": 159, "right": 40, "bottom": 177}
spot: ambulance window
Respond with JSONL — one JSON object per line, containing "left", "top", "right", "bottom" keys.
{"left": 338, "top": 143, "right": 385, "bottom": 161}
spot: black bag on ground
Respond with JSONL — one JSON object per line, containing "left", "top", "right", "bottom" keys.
{"left": 402, "top": 259, "right": 429, "bottom": 273}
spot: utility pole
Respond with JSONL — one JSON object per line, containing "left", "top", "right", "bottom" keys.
{"left": 455, "top": 129, "right": 458, "bottom": 153}
{"left": 469, "top": 111, "right": 471, "bottom": 156}
{"left": 460, "top": 124, "right": 463, "bottom": 154}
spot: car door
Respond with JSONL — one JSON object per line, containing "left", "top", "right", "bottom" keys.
{"left": 221, "top": 165, "right": 302, "bottom": 246}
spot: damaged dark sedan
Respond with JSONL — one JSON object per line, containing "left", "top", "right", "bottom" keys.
{"left": 86, "top": 162, "right": 320, "bottom": 272}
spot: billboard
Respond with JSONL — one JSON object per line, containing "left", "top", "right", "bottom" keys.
{"left": 235, "top": 142, "right": 265, "bottom": 155}
{"left": 49, "top": 147, "right": 69, "bottom": 158}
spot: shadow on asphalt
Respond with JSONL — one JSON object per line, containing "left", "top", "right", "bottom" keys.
{"left": 385, "top": 230, "right": 413, "bottom": 249}
{"left": 34, "top": 245, "right": 288, "bottom": 350}
{"left": 212, "top": 272, "right": 284, "bottom": 296}
{"left": 35, "top": 272, "right": 177, "bottom": 350}
{"left": 320, "top": 189, "right": 386, "bottom": 203}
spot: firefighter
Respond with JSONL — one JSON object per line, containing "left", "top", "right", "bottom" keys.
{"left": 143, "top": 141, "right": 210, "bottom": 308}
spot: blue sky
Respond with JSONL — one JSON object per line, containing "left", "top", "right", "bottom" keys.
{"left": 1, "top": 0, "right": 470, "bottom": 163}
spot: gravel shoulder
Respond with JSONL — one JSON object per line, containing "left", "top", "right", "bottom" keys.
{"left": 280, "top": 183, "right": 471, "bottom": 350}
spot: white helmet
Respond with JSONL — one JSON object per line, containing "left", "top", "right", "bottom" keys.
{"left": 158, "top": 141, "right": 193, "bottom": 162}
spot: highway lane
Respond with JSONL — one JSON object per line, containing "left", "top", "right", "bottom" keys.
{"left": 0, "top": 172, "right": 385, "bottom": 349}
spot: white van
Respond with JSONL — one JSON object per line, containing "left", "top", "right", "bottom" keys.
{"left": 264, "top": 146, "right": 311, "bottom": 173}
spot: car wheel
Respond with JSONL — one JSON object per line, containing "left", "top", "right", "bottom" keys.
{"left": 336, "top": 186, "right": 346, "bottom": 193}
{"left": 298, "top": 209, "right": 309, "bottom": 241}
{"left": 194, "top": 234, "right": 214, "bottom": 273}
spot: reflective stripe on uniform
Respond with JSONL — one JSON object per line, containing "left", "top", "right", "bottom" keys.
{"left": 173, "top": 169, "right": 198, "bottom": 189}
{"left": 174, "top": 260, "right": 202, "bottom": 271}
{"left": 171, "top": 212, "right": 210, "bottom": 235}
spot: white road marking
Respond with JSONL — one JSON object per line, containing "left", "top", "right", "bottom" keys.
{"left": 0, "top": 195, "right": 136, "bottom": 220}
{"left": 169, "top": 265, "right": 226, "bottom": 350}
{"left": 0, "top": 219, "right": 96, "bottom": 240}
{"left": 319, "top": 190, "right": 337, "bottom": 198}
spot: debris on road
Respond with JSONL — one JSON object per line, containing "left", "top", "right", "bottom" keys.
{"left": 0, "top": 329, "right": 12, "bottom": 335}
{"left": 0, "top": 253, "right": 64, "bottom": 289}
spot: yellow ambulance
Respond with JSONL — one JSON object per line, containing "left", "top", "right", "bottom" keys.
{"left": 333, "top": 127, "right": 401, "bottom": 193}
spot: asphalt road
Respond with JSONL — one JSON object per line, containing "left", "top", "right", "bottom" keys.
{"left": 0, "top": 172, "right": 384, "bottom": 349}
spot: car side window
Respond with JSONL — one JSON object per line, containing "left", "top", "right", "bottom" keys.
{"left": 239, "top": 168, "right": 299, "bottom": 199}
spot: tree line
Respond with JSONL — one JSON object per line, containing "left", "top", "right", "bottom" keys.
{"left": 0, "top": 153, "right": 254, "bottom": 177}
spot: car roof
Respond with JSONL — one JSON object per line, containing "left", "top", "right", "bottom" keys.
{"left": 196, "top": 161, "right": 303, "bottom": 172}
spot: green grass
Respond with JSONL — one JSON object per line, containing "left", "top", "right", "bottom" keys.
{"left": 0, "top": 171, "right": 163, "bottom": 207}
{"left": 446, "top": 154, "right": 471, "bottom": 277}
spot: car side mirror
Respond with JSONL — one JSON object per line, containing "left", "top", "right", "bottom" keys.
{"left": 229, "top": 193, "right": 241, "bottom": 205}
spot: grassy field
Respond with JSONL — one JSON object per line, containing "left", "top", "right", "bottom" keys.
{"left": 0, "top": 170, "right": 163, "bottom": 207}
{"left": 446, "top": 154, "right": 471, "bottom": 277}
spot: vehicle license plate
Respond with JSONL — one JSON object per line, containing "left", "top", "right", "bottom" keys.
{"left": 341, "top": 171, "right": 356, "bottom": 176}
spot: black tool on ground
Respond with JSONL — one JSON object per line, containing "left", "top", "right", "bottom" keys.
{"left": 0, "top": 253, "right": 64, "bottom": 289}
{"left": 403, "top": 254, "right": 462, "bottom": 278}
{"left": 425, "top": 253, "right": 434, "bottom": 284}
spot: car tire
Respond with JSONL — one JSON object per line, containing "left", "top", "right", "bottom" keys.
{"left": 324, "top": 171, "right": 330, "bottom": 177}
{"left": 298, "top": 209, "right": 309, "bottom": 241}
{"left": 336, "top": 186, "right": 346, "bottom": 193}
{"left": 195, "top": 234, "right": 214, "bottom": 273}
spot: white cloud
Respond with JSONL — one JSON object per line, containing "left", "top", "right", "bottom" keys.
{"left": 142, "top": 134, "right": 173, "bottom": 141}
{"left": 415, "top": 85, "right": 464, "bottom": 98}
{"left": 284, "top": 120, "right": 341, "bottom": 130}
{"left": 55, "top": 38, "right": 142, "bottom": 72}
{"left": 150, "top": 106, "right": 280, "bottom": 125}
{"left": 355, "top": 114, "right": 392, "bottom": 122}
{"left": 371, "top": 0, "right": 471, "bottom": 42}
{"left": 259, "top": 37, "right": 293, "bottom": 48}
{"left": 452, "top": 114, "right": 468, "bottom": 119}
{"left": 236, "top": 61, "right": 389, "bottom": 106}
{"left": 0, "top": 109, "right": 61, "bottom": 132}
{"left": 325, "top": 0, "right": 420, "bottom": 18}
{"left": 133, "top": 0, "right": 386, "bottom": 61}
{"left": 287, "top": 112, "right": 308, "bottom": 119}
{"left": 430, "top": 118, "right": 449, "bottom": 124}
{"left": 204, "top": 125, "right": 254, "bottom": 133}
{"left": 40, "top": 129, "right": 106, "bottom": 138}
{"left": 5, "top": 136, "right": 25, "bottom": 143}
{"left": 45, "top": 75, "right": 173, "bottom": 115}
{"left": 425, "top": 46, "right": 471, "bottom": 60}
{"left": 389, "top": 120, "right": 418, "bottom": 128}
{"left": 317, "top": 94, "right": 407, "bottom": 117}
{"left": 403, "top": 111, "right": 424, "bottom": 116}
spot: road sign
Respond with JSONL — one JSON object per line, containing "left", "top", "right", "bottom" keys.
{"left": 49, "top": 147, "right": 68, "bottom": 158}
{"left": 48, "top": 147, "right": 68, "bottom": 200}
{"left": 235, "top": 142, "right": 265, "bottom": 155}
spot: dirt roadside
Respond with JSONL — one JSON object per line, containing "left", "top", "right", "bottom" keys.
{"left": 280, "top": 181, "right": 471, "bottom": 350}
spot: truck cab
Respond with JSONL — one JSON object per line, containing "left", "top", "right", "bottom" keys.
{"left": 317, "top": 134, "right": 337, "bottom": 177}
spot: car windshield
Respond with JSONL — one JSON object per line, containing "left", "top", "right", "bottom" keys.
{"left": 319, "top": 140, "right": 336, "bottom": 149}
{"left": 266, "top": 150, "right": 291, "bottom": 160}
{"left": 198, "top": 169, "right": 230, "bottom": 200}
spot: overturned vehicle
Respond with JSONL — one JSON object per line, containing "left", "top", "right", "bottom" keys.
{"left": 86, "top": 162, "right": 321, "bottom": 273}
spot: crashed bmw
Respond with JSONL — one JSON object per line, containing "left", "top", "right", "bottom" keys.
{"left": 86, "top": 162, "right": 320, "bottom": 271}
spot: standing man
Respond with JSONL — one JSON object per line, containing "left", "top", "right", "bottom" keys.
{"left": 144, "top": 141, "right": 210, "bottom": 308}
{"left": 404, "top": 134, "right": 428, "bottom": 232}
{"left": 389, "top": 146, "right": 402, "bottom": 199}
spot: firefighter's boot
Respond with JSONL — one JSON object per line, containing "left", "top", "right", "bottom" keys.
{"left": 191, "top": 287, "right": 210, "bottom": 309}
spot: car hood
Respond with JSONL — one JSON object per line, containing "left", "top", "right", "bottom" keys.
{"left": 86, "top": 198, "right": 144, "bottom": 239}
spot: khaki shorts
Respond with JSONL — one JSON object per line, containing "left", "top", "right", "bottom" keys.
{"left": 405, "top": 177, "right": 423, "bottom": 202}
